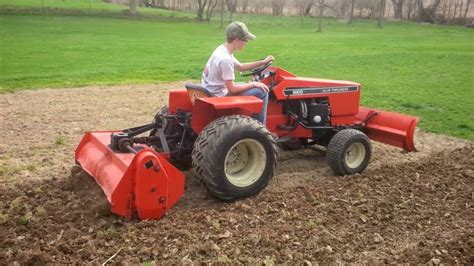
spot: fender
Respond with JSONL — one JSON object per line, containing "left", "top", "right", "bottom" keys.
{"left": 191, "top": 96, "right": 263, "bottom": 133}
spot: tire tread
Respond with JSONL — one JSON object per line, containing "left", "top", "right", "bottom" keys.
{"left": 192, "top": 115, "right": 277, "bottom": 201}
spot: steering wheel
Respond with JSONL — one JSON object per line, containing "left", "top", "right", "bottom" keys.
{"left": 241, "top": 60, "right": 273, "bottom": 77}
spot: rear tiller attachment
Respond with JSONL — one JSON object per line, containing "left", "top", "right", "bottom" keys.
{"left": 75, "top": 112, "right": 187, "bottom": 220}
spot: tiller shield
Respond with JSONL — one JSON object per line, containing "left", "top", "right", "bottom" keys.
{"left": 356, "top": 107, "right": 418, "bottom": 151}
{"left": 75, "top": 131, "right": 185, "bottom": 220}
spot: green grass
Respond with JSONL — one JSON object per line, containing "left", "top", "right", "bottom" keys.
{"left": 0, "top": 10, "right": 473, "bottom": 139}
{"left": 0, "top": 0, "right": 195, "bottom": 18}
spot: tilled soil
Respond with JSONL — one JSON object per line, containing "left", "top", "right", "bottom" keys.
{"left": 0, "top": 83, "right": 473, "bottom": 264}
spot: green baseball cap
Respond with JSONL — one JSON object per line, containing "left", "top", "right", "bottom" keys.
{"left": 226, "top": 21, "right": 256, "bottom": 41}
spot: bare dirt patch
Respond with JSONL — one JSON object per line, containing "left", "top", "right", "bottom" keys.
{"left": 1, "top": 83, "right": 473, "bottom": 264}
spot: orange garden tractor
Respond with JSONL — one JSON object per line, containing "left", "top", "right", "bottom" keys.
{"left": 75, "top": 63, "right": 418, "bottom": 220}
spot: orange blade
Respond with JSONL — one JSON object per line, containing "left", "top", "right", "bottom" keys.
{"left": 356, "top": 107, "right": 418, "bottom": 151}
{"left": 75, "top": 131, "right": 185, "bottom": 220}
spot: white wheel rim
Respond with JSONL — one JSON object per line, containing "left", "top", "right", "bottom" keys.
{"left": 345, "top": 142, "right": 366, "bottom": 169}
{"left": 224, "top": 138, "right": 267, "bottom": 187}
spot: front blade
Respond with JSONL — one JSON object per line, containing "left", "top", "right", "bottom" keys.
{"left": 356, "top": 107, "right": 418, "bottom": 151}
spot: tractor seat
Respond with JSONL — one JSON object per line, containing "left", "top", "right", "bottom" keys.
{"left": 185, "top": 83, "right": 213, "bottom": 103}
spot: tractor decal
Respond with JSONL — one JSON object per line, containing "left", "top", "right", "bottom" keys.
{"left": 284, "top": 86, "right": 358, "bottom": 96}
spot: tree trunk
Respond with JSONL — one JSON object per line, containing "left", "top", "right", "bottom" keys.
{"left": 304, "top": 0, "right": 314, "bottom": 16}
{"left": 129, "top": 0, "right": 137, "bottom": 16}
{"left": 391, "top": 0, "right": 404, "bottom": 19}
{"left": 453, "top": 0, "right": 459, "bottom": 20}
{"left": 226, "top": 0, "right": 237, "bottom": 12}
{"left": 241, "top": 0, "right": 248, "bottom": 13}
{"left": 417, "top": 0, "right": 441, "bottom": 22}
{"left": 464, "top": 0, "right": 471, "bottom": 17}
{"left": 197, "top": 0, "right": 207, "bottom": 21}
{"left": 441, "top": 0, "right": 447, "bottom": 21}
{"left": 156, "top": 0, "right": 164, "bottom": 7}
{"left": 226, "top": 0, "right": 236, "bottom": 21}
{"left": 378, "top": 0, "right": 387, "bottom": 27}
{"left": 349, "top": 0, "right": 355, "bottom": 23}
{"left": 406, "top": 0, "right": 414, "bottom": 19}
{"left": 205, "top": 0, "right": 218, "bottom": 21}
{"left": 317, "top": 0, "right": 324, "bottom": 32}
{"left": 220, "top": 0, "right": 225, "bottom": 28}
{"left": 340, "top": 0, "right": 348, "bottom": 17}
{"left": 272, "top": 0, "right": 286, "bottom": 16}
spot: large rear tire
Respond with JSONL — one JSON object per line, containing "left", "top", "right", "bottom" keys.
{"left": 192, "top": 115, "right": 277, "bottom": 201}
{"left": 327, "top": 129, "right": 371, "bottom": 175}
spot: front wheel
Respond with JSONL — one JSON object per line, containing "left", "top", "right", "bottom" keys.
{"left": 327, "top": 129, "right": 371, "bottom": 175}
{"left": 192, "top": 115, "right": 277, "bottom": 201}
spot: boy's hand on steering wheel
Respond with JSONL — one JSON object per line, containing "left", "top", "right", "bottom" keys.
{"left": 263, "top": 55, "right": 275, "bottom": 64}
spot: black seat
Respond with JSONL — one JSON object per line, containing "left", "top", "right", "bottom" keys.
{"left": 185, "top": 84, "right": 213, "bottom": 97}
{"left": 185, "top": 84, "right": 213, "bottom": 103}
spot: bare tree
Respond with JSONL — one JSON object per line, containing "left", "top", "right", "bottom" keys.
{"left": 391, "top": 0, "right": 405, "bottom": 19}
{"left": 240, "top": 0, "right": 249, "bottom": 13}
{"left": 296, "top": 0, "right": 314, "bottom": 16}
{"left": 357, "top": 0, "right": 378, "bottom": 18}
{"left": 226, "top": 0, "right": 237, "bottom": 12}
{"left": 220, "top": 0, "right": 225, "bottom": 28}
{"left": 226, "top": 0, "right": 237, "bottom": 21}
{"left": 416, "top": 0, "right": 442, "bottom": 22}
{"left": 205, "top": 0, "right": 218, "bottom": 20}
{"left": 253, "top": 1, "right": 266, "bottom": 14}
{"left": 439, "top": 0, "right": 449, "bottom": 21}
{"left": 339, "top": 0, "right": 349, "bottom": 18}
{"left": 304, "top": 0, "right": 314, "bottom": 16}
{"left": 196, "top": 0, "right": 207, "bottom": 20}
{"left": 464, "top": 0, "right": 472, "bottom": 17}
{"left": 453, "top": 0, "right": 460, "bottom": 18}
{"left": 349, "top": 0, "right": 355, "bottom": 23}
{"left": 378, "top": 0, "right": 387, "bottom": 27}
{"left": 129, "top": 0, "right": 137, "bottom": 15}
{"left": 154, "top": 0, "right": 165, "bottom": 7}
{"left": 405, "top": 0, "right": 417, "bottom": 19}
{"left": 272, "top": 0, "right": 286, "bottom": 15}
{"left": 316, "top": 0, "right": 325, "bottom": 31}
{"left": 448, "top": 0, "right": 454, "bottom": 20}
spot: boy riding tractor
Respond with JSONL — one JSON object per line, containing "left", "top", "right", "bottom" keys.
{"left": 74, "top": 22, "right": 417, "bottom": 220}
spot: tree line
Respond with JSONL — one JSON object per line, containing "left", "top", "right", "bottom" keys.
{"left": 127, "top": 0, "right": 472, "bottom": 25}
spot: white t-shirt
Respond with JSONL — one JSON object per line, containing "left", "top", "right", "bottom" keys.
{"left": 201, "top": 44, "right": 241, "bottom": 97}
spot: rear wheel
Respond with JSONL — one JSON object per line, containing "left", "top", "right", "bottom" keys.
{"left": 327, "top": 129, "right": 371, "bottom": 175}
{"left": 192, "top": 115, "right": 277, "bottom": 201}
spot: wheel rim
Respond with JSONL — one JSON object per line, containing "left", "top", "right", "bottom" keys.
{"left": 345, "top": 142, "right": 366, "bottom": 169}
{"left": 224, "top": 138, "right": 267, "bottom": 187}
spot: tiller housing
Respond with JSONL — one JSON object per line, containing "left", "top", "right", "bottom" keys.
{"left": 75, "top": 66, "right": 418, "bottom": 220}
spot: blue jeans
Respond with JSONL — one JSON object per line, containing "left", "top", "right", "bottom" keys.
{"left": 235, "top": 88, "right": 268, "bottom": 125}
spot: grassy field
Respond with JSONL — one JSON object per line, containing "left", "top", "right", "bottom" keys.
{"left": 0, "top": 0, "right": 194, "bottom": 17}
{"left": 0, "top": 4, "right": 473, "bottom": 139}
